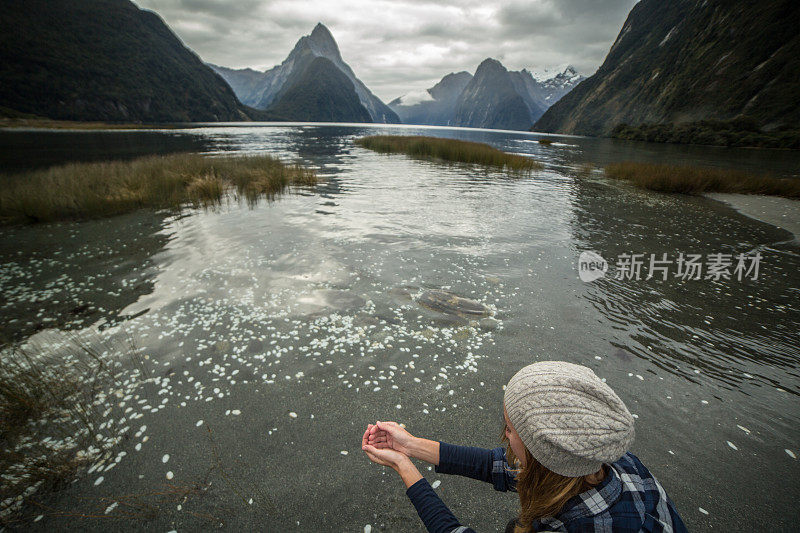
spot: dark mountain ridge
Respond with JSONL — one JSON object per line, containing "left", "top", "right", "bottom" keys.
{"left": 266, "top": 57, "right": 372, "bottom": 122}
{"left": 0, "top": 0, "right": 251, "bottom": 122}
{"left": 452, "top": 59, "right": 538, "bottom": 131}
{"left": 534, "top": 0, "right": 800, "bottom": 136}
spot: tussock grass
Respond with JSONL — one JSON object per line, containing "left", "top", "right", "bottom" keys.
{"left": 605, "top": 161, "right": 800, "bottom": 198}
{"left": 355, "top": 135, "right": 541, "bottom": 173}
{"left": 0, "top": 153, "right": 317, "bottom": 224}
{"left": 0, "top": 332, "right": 148, "bottom": 523}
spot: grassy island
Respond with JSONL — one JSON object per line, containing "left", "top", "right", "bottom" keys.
{"left": 0, "top": 153, "right": 317, "bottom": 224}
{"left": 604, "top": 162, "right": 800, "bottom": 198}
{"left": 355, "top": 135, "right": 541, "bottom": 172}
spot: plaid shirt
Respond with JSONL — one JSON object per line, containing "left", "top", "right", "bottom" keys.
{"left": 406, "top": 443, "right": 687, "bottom": 533}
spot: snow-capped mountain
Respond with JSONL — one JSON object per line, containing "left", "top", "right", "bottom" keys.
{"left": 536, "top": 65, "right": 585, "bottom": 104}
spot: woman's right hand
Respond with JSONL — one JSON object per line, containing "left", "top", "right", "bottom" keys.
{"left": 367, "top": 420, "right": 416, "bottom": 456}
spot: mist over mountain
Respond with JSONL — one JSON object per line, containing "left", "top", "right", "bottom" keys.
{"left": 389, "top": 72, "right": 473, "bottom": 125}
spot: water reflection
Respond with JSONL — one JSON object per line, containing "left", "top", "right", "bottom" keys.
{"left": 0, "top": 211, "right": 173, "bottom": 345}
{"left": 568, "top": 168, "right": 800, "bottom": 393}
{"left": 0, "top": 130, "right": 210, "bottom": 173}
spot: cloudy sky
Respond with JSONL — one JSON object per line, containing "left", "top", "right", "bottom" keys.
{"left": 134, "top": 0, "right": 638, "bottom": 102}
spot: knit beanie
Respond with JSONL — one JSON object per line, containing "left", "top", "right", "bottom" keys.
{"left": 503, "top": 361, "right": 635, "bottom": 477}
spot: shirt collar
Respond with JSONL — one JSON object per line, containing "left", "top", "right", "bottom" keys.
{"left": 555, "top": 463, "right": 622, "bottom": 522}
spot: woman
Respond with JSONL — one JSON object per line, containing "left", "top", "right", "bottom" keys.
{"left": 361, "top": 361, "right": 688, "bottom": 532}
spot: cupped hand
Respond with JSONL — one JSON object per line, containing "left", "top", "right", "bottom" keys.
{"left": 366, "top": 420, "right": 416, "bottom": 456}
{"left": 362, "top": 424, "right": 411, "bottom": 470}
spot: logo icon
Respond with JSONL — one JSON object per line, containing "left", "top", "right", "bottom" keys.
{"left": 578, "top": 251, "right": 607, "bottom": 282}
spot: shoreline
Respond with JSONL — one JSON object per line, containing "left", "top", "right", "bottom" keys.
{"left": 0, "top": 118, "right": 187, "bottom": 130}
{"left": 704, "top": 192, "right": 800, "bottom": 242}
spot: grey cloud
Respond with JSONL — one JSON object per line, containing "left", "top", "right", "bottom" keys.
{"left": 134, "top": 0, "right": 638, "bottom": 101}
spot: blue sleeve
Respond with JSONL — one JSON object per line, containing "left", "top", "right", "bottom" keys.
{"left": 434, "top": 442, "right": 517, "bottom": 492}
{"left": 406, "top": 478, "right": 477, "bottom": 533}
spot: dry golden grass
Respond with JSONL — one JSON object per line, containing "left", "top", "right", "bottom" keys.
{"left": 0, "top": 153, "right": 317, "bottom": 224}
{"left": 604, "top": 161, "right": 800, "bottom": 198}
{"left": 355, "top": 135, "right": 542, "bottom": 173}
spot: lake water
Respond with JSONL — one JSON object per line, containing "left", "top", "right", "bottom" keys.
{"left": 1, "top": 124, "right": 798, "bottom": 531}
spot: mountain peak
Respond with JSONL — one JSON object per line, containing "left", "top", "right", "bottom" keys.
{"left": 294, "top": 22, "right": 341, "bottom": 61}
{"left": 475, "top": 58, "right": 507, "bottom": 76}
{"left": 310, "top": 22, "right": 332, "bottom": 41}
{"left": 309, "top": 23, "right": 336, "bottom": 46}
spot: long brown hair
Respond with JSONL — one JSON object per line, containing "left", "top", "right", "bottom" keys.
{"left": 501, "top": 429, "right": 592, "bottom": 533}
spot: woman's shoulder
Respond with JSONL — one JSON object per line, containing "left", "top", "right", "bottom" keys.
{"left": 610, "top": 452, "right": 662, "bottom": 492}
{"left": 537, "top": 451, "right": 684, "bottom": 532}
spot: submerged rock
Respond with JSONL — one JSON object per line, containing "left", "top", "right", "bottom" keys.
{"left": 478, "top": 317, "right": 499, "bottom": 331}
{"left": 415, "top": 290, "right": 490, "bottom": 319}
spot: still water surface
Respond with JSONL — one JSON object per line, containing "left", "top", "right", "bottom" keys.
{"left": 0, "top": 124, "right": 798, "bottom": 531}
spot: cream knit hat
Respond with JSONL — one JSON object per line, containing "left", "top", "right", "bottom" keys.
{"left": 503, "top": 361, "right": 635, "bottom": 477}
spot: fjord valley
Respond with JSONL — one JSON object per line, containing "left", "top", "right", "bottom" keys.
{"left": 1, "top": 0, "right": 799, "bottom": 532}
